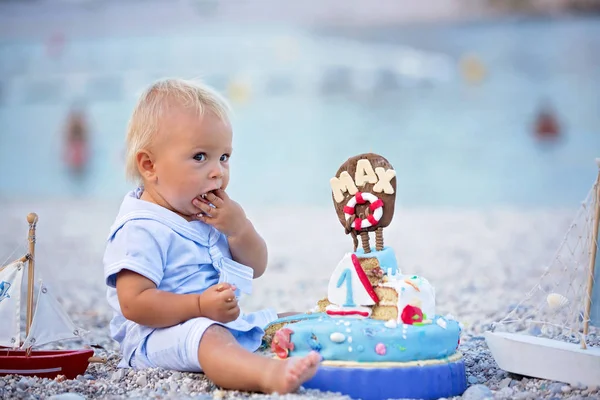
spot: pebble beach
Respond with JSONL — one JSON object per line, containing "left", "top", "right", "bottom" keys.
{"left": 0, "top": 199, "right": 599, "bottom": 400}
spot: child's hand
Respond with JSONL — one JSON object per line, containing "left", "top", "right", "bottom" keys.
{"left": 193, "top": 189, "right": 250, "bottom": 238}
{"left": 198, "top": 283, "right": 240, "bottom": 323}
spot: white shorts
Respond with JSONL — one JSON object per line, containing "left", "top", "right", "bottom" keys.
{"left": 130, "top": 309, "right": 278, "bottom": 372}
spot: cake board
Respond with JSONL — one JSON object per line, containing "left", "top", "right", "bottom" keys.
{"left": 302, "top": 355, "right": 467, "bottom": 400}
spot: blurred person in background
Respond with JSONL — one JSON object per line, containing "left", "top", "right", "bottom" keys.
{"left": 63, "top": 102, "right": 90, "bottom": 177}
{"left": 533, "top": 101, "right": 562, "bottom": 142}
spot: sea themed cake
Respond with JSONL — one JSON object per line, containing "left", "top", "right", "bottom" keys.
{"left": 265, "top": 153, "right": 467, "bottom": 400}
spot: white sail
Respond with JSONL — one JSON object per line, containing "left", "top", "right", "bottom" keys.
{"left": 21, "top": 281, "right": 87, "bottom": 349}
{"left": 328, "top": 253, "right": 377, "bottom": 307}
{"left": 486, "top": 162, "right": 600, "bottom": 386}
{"left": 0, "top": 261, "right": 25, "bottom": 348}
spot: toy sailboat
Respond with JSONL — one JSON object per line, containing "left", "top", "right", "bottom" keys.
{"left": 485, "top": 159, "right": 600, "bottom": 386}
{"left": 0, "top": 213, "right": 105, "bottom": 379}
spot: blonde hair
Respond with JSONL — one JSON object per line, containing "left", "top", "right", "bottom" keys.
{"left": 125, "top": 78, "right": 231, "bottom": 182}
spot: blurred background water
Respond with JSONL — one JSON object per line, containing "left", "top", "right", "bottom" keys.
{"left": 0, "top": 1, "right": 599, "bottom": 209}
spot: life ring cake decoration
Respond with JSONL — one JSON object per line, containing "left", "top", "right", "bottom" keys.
{"left": 343, "top": 192, "right": 384, "bottom": 230}
{"left": 264, "top": 152, "right": 467, "bottom": 400}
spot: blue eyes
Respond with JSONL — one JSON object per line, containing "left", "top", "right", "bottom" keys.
{"left": 193, "top": 153, "right": 230, "bottom": 162}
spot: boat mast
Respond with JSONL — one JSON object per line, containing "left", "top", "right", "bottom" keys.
{"left": 26, "top": 213, "right": 38, "bottom": 337}
{"left": 582, "top": 159, "right": 600, "bottom": 349}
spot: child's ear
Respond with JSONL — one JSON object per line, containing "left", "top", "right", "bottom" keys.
{"left": 136, "top": 149, "right": 157, "bottom": 182}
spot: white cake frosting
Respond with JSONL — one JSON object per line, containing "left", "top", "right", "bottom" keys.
{"left": 381, "top": 274, "right": 436, "bottom": 322}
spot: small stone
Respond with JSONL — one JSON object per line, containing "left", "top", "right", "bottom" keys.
{"left": 498, "top": 377, "right": 511, "bottom": 389}
{"left": 136, "top": 374, "right": 148, "bottom": 387}
{"left": 111, "top": 369, "right": 126, "bottom": 382}
{"left": 462, "top": 384, "right": 492, "bottom": 400}
{"left": 495, "top": 387, "right": 513, "bottom": 400}
{"left": 171, "top": 372, "right": 182, "bottom": 381}
{"left": 84, "top": 374, "right": 94, "bottom": 380}
{"left": 548, "top": 383, "right": 563, "bottom": 394}
{"left": 16, "top": 377, "right": 29, "bottom": 390}
{"left": 0, "top": 381, "right": 5, "bottom": 388}
{"left": 169, "top": 381, "right": 178, "bottom": 392}
{"left": 467, "top": 375, "right": 479, "bottom": 384}
{"left": 213, "top": 389, "right": 226, "bottom": 399}
{"left": 48, "top": 394, "right": 86, "bottom": 400}
{"left": 495, "top": 370, "right": 507, "bottom": 378}
{"left": 561, "top": 385, "right": 572, "bottom": 393}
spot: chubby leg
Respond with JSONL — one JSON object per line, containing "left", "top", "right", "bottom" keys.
{"left": 198, "top": 325, "right": 321, "bottom": 394}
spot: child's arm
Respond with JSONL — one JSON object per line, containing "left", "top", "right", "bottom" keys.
{"left": 227, "top": 220, "right": 268, "bottom": 278}
{"left": 116, "top": 270, "right": 240, "bottom": 328}
{"left": 194, "top": 189, "right": 268, "bottom": 278}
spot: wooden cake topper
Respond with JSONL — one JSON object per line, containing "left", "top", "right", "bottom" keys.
{"left": 330, "top": 153, "right": 396, "bottom": 253}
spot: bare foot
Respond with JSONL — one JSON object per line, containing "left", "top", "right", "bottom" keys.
{"left": 265, "top": 351, "right": 321, "bottom": 394}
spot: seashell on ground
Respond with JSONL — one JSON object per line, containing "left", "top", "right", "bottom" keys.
{"left": 546, "top": 293, "right": 569, "bottom": 309}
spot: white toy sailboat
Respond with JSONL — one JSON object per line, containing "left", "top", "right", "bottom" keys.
{"left": 0, "top": 213, "right": 105, "bottom": 379}
{"left": 485, "top": 159, "right": 600, "bottom": 386}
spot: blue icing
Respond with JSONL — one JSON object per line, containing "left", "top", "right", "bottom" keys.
{"left": 354, "top": 246, "right": 399, "bottom": 275}
{"left": 281, "top": 314, "right": 460, "bottom": 363}
{"left": 265, "top": 312, "right": 323, "bottom": 329}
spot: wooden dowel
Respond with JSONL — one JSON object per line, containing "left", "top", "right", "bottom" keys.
{"left": 582, "top": 164, "right": 600, "bottom": 349}
{"left": 88, "top": 356, "right": 107, "bottom": 364}
{"left": 25, "top": 213, "right": 38, "bottom": 338}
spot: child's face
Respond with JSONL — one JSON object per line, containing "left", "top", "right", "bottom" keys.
{"left": 147, "top": 106, "right": 232, "bottom": 218}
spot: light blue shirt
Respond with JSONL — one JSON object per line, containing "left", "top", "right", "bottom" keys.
{"left": 104, "top": 188, "right": 272, "bottom": 367}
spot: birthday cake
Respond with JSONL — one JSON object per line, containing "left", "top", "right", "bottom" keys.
{"left": 266, "top": 153, "right": 462, "bottom": 367}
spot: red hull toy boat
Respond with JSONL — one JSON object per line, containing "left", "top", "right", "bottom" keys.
{"left": 0, "top": 349, "right": 94, "bottom": 379}
{"left": 0, "top": 213, "right": 105, "bottom": 380}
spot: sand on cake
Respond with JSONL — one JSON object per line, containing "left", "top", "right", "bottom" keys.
{"left": 0, "top": 198, "right": 596, "bottom": 400}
